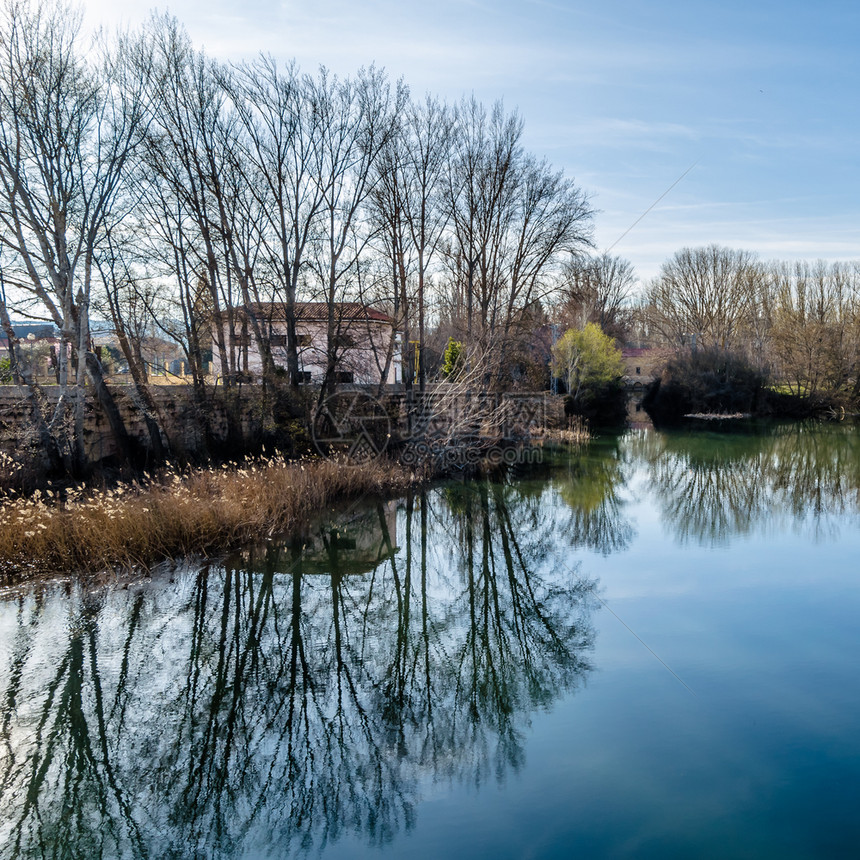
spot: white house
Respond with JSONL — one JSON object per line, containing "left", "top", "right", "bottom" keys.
{"left": 215, "top": 302, "right": 402, "bottom": 386}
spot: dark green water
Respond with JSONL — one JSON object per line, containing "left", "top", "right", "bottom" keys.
{"left": 2, "top": 422, "right": 860, "bottom": 859}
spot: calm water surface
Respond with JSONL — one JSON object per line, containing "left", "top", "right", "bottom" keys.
{"left": 2, "top": 422, "right": 860, "bottom": 859}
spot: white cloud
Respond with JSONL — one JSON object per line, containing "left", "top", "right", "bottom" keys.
{"left": 74, "top": 0, "right": 860, "bottom": 286}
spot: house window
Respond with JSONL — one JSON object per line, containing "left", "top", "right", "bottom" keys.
{"left": 298, "top": 371, "right": 312, "bottom": 384}
{"left": 333, "top": 334, "right": 356, "bottom": 349}
{"left": 635, "top": 366, "right": 641, "bottom": 375}
{"left": 297, "top": 334, "right": 312, "bottom": 347}
{"left": 269, "top": 334, "right": 286, "bottom": 347}
{"left": 232, "top": 334, "right": 250, "bottom": 347}
{"left": 335, "top": 371, "right": 354, "bottom": 384}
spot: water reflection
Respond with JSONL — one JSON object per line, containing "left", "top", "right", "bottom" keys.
{"left": 634, "top": 422, "right": 860, "bottom": 545}
{"left": 553, "top": 436, "right": 635, "bottom": 554}
{"left": 6, "top": 423, "right": 856, "bottom": 857}
{"left": 0, "top": 482, "right": 596, "bottom": 859}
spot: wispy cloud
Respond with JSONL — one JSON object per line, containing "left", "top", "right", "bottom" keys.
{"left": 79, "top": 0, "right": 860, "bottom": 282}
{"left": 598, "top": 212, "right": 860, "bottom": 283}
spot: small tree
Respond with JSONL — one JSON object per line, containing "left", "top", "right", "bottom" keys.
{"left": 552, "top": 323, "right": 626, "bottom": 424}
{"left": 552, "top": 323, "right": 624, "bottom": 399}
{"left": 441, "top": 337, "right": 463, "bottom": 379}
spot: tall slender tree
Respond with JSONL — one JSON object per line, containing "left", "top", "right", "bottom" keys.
{"left": 0, "top": 0, "right": 149, "bottom": 473}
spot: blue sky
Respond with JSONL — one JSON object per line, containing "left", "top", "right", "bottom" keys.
{"left": 84, "top": 0, "right": 860, "bottom": 286}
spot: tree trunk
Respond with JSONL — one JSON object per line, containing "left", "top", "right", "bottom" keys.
{"left": 85, "top": 352, "right": 135, "bottom": 467}
{"left": 114, "top": 327, "right": 169, "bottom": 462}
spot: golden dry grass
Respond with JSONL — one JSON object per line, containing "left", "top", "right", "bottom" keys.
{"left": 537, "top": 417, "right": 590, "bottom": 447}
{"left": 0, "top": 455, "right": 420, "bottom": 580}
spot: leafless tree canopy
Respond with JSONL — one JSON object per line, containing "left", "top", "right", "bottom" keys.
{"left": 644, "top": 245, "right": 761, "bottom": 351}
{"left": 3, "top": 1, "right": 860, "bottom": 479}
{"left": 561, "top": 252, "right": 636, "bottom": 341}
{"left": 0, "top": 1, "right": 596, "bottom": 475}
{"left": 640, "top": 246, "right": 860, "bottom": 398}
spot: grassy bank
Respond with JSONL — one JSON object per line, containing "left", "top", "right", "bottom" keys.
{"left": 0, "top": 455, "right": 422, "bottom": 581}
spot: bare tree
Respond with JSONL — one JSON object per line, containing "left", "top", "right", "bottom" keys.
{"left": 370, "top": 95, "right": 454, "bottom": 392}
{"left": 127, "top": 147, "right": 212, "bottom": 398}
{"left": 227, "top": 57, "right": 325, "bottom": 389}
{"left": 367, "top": 113, "right": 416, "bottom": 392}
{"left": 304, "top": 66, "right": 406, "bottom": 397}
{"left": 137, "top": 14, "right": 238, "bottom": 387}
{"left": 445, "top": 97, "right": 520, "bottom": 348}
{"left": 645, "top": 245, "right": 760, "bottom": 352}
{"left": 93, "top": 229, "right": 169, "bottom": 460}
{"left": 0, "top": 0, "right": 149, "bottom": 474}
{"left": 561, "top": 252, "right": 636, "bottom": 342}
{"left": 0, "top": 267, "right": 62, "bottom": 470}
{"left": 133, "top": 14, "right": 279, "bottom": 448}
{"left": 766, "top": 259, "right": 860, "bottom": 396}
{"left": 443, "top": 97, "right": 592, "bottom": 384}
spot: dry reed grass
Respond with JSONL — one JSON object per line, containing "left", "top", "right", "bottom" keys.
{"left": 0, "top": 455, "right": 421, "bottom": 580}
{"left": 537, "top": 417, "right": 590, "bottom": 447}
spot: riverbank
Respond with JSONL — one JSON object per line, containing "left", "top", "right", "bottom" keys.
{"left": 0, "top": 455, "right": 424, "bottom": 581}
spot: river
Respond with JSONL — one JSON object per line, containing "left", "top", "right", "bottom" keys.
{"left": 2, "top": 421, "right": 860, "bottom": 859}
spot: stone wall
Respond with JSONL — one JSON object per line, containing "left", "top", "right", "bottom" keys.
{"left": 0, "top": 383, "right": 564, "bottom": 481}
{"left": 0, "top": 384, "right": 273, "bottom": 474}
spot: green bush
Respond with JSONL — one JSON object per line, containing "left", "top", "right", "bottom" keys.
{"left": 441, "top": 338, "right": 463, "bottom": 379}
{"left": 553, "top": 323, "right": 627, "bottom": 426}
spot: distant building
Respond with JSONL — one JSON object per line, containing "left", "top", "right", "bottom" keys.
{"left": 0, "top": 321, "right": 60, "bottom": 352}
{"left": 214, "top": 302, "right": 402, "bottom": 386}
{"left": 0, "top": 322, "right": 63, "bottom": 380}
{"left": 621, "top": 346, "right": 672, "bottom": 389}
{"left": 90, "top": 327, "right": 189, "bottom": 379}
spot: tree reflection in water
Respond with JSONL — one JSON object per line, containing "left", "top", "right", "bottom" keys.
{"left": 0, "top": 483, "right": 596, "bottom": 859}
{"left": 634, "top": 422, "right": 860, "bottom": 545}
{"left": 553, "top": 435, "right": 635, "bottom": 554}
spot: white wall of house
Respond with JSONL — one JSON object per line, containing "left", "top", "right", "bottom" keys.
{"left": 215, "top": 313, "right": 402, "bottom": 386}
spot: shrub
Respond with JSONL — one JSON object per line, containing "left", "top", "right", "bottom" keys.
{"left": 553, "top": 323, "right": 627, "bottom": 426}
{"left": 643, "top": 348, "right": 766, "bottom": 422}
{"left": 441, "top": 338, "right": 463, "bottom": 379}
